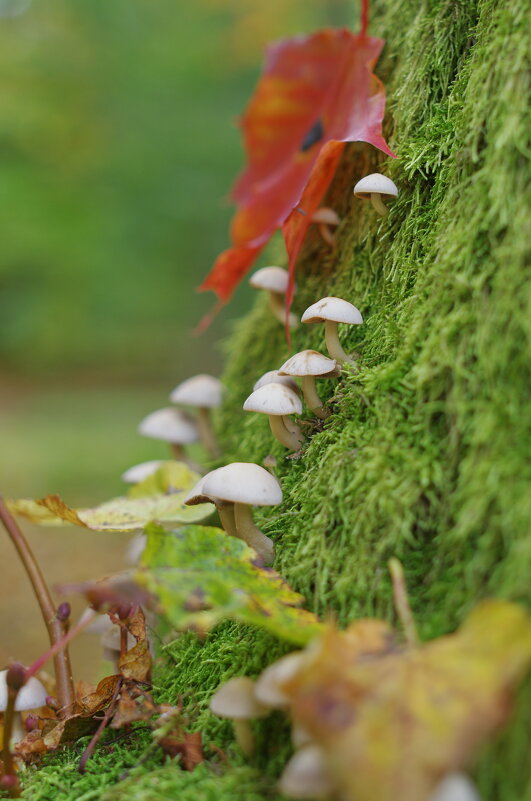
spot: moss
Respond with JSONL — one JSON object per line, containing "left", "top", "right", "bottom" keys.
{"left": 21, "top": 0, "right": 530, "bottom": 798}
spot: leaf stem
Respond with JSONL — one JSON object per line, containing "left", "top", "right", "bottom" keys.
{"left": 0, "top": 498, "right": 75, "bottom": 716}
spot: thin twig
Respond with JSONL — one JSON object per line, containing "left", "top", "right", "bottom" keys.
{"left": 79, "top": 677, "right": 123, "bottom": 773}
{"left": 388, "top": 557, "right": 419, "bottom": 647}
{"left": 0, "top": 498, "right": 75, "bottom": 716}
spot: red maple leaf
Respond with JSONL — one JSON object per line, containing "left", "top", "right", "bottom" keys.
{"left": 198, "top": 3, "right": 395, "bottom": 333}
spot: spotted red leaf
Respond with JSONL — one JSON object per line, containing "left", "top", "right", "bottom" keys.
{"left": 199, "top": 15, "right": 395, "bottom": 326}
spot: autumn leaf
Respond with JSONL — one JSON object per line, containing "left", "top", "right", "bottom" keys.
{"left": 136, "top": 524, "right": 323, "bottom": 645}
{"left": 118, "top": 641, "right": 151, "bottom": 684}
{"left": 282, "top": 601, "right": 531, "bottom": 801}
{"left": 199, "top": 19, "right": 395, "bottom": 323}
{"left": 7, "top": 463, "right": 214, "bottom": 532}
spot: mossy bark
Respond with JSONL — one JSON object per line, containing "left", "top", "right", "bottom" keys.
{"left": 22, "top": 0, "right": 530, "bottom": 799}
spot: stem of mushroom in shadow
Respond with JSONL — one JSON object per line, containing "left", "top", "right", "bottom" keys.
{"left": 233, "top": 503, "right": 274, "bottom": 565}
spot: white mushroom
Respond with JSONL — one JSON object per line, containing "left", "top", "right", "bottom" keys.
{"left": 278, "top": 744, "right": 335, "bottom": 800}
{"left": 170, "top": 374, "right": 223, "bottom": 458}
{"left": 0, "top": 670, "right": 47, "bottom": 744}
{"left": 138, "top": 407, "right": 199, "bottom": 464}
{"left": 243, "top": 384, "right": 304, "bottom": 451}
{"left": 301, "top": 297, "right": 363, "bottom": 366}
{"left": 427, "top": 773, "right": 482, "bottom": 801}
{"left": 279, "top": 350, "right": 339, "bottom": 419}
{"left": 311, "top": 207, "right": 340, "bottom": 246}
{"left": 209, "top": 676, "right": 269, "bottom": 756}
{"left": 185, "top": 471, "right": 237, "bottom": 539}
{"left": 197, "top": 463, "right": 282, "bottom": 564}
{"left": 253, "top": 370, "right": 301, "bottom": 396}
{"left": 249, "top": 266, "right": 298, "bottom": 329}
{"left": 353, "top": 172, "right": 398, "bottom": 216}
{"left": 255, "top": 652, "right": 308, "bottom": 709}
{"left": 121, "top": 460, "right": 166, "bottom": 484}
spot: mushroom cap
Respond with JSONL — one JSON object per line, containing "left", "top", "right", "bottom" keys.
{"left": 253, "top": 370, "right": 301, "bottom": 395}
{"left": 138, "top": 408, "right": 198, "bottom": 444}
{"left": 301, "top": 296, "right": 363, "bottom": 326}
{"left": 278, "top": 350, "right": 339, "bottom": 378}
{"left": 184, "top": 472, "right": 218, "bottom": 506}
{"left": 101, "top": 626, "right": 136, "bottom": 653}
{"left": 169, "top": 374, "right": 223, "bottom": 408}
{"left": 278, "top": 744, "right": 334, "bottom": 799}
{"left": 209, "top": 676, "right": 269, "bottom": 720}
{"left": 243, "top": 383, "right": 302, "bottom": 416}
{"left": 311, "top": 207, "right": 340, "bottom": 226}
{"left": 0, "top": 670, "right": 47, "bottom": 712}
{"left": 428, "top": 773, "right": 481, "bottom": 801}
{"left": 255, "top": 652, "right": 308, "bottom": 708}
{"left": 353, "top": 172, "right": 398, "bottom": 199}
{"left": 202, "top": 462, "right": 282, "bottom": 506}
{"left": 121, "top": 460, "right": 166, "bottom": 484}
{"left": 249, "top": 266, "right": 293, "bottom": 294}
{"left": 78, "top": 607, "right": 114, "bottom": 635}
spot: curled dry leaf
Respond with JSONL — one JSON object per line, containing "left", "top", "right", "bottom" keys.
{"left": 282, "top": 601, "right": 531, "bottom": 801}
{"left": 158, "top": 731, "right": 204, "bottom": 771}
{"left": 118, "top": 641, "right": 151, "bottom": 684}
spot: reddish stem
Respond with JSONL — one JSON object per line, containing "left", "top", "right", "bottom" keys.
{"left": 0, "top": 498, "right": 75, "bottom": 716}
{"left": 360, "top": 0, "right": 369, "bottom": 37}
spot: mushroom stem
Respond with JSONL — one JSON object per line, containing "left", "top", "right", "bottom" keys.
{"left": 0, "top": 498, "right": 75, "bottom": 717}
{"left": 170, "top": 444, "right": 201, "bottom": 473}
{"left": 301, "top": 376, "right": 329, "bottom": 419}
{"left": 318, "top": 222, "right": 335, "bottom": 247}
{"left": 268, "top": 292, "right": 298, "bottom": 329}
{"left": 234, "top": 503, "right": 274, "bottom": 565}
{"left": 283, "top": 415, "right": 305, "bottom": 442}
{"left": 269, "top": 416, "right": 303, "bottom": 451}
{"left": 324, "top": 320, "right": 357, "bottom": 367}
{"left": 217, "top": 502, "right": 238, "bottom": 539}
{"left": 233, "top": 719, "right": 255, "bottom": 757}
{"left": 370, "top": 192, "right": 389, "bottom": 216}
{"left": 197, "top": 407, "right": 221, "bottom": 459}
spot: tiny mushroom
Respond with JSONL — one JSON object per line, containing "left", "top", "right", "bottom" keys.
{"left": 279, "top": 350, "right": 339, "bottom": 419}
{"left": 187, "top": 462, "right": 282, "bottom": 564}
{"left": 311, "top": 207, "right": 340, "bottom": 246}
{"left": 243, "top": 383, "right": 304, "bottom": 451}
{"left": 0, "top": 669, "right": 47, "bottom": 744}
{"left": 121, "top": 460, "right": 166, "bottom": 484}
{"left": 249, "top": 266, "right": 298, "bottom": 329}
{"left": 138, "top": 407, "right": 199, "bottom": 464}
{"left": 170, "top": 374, "right": 223, "bottom": 458}
{"left": 428, "top": 773, "right": 482, "bottom": 801}
{"left": 252, "top": 371, "right": 302, "bottom": 440}
{"left": 278, "top": 744, "right": 336, "bottom": 800}
{"left": 255, "top": 651, "right": 309, "bottom": 709}
{"left": 301, "top": 296, "right": 363, "bottom": 366}
{"left": 209, "top": 676, "right": 269, "bottom": 756}
{"left": 353, "top": 172, "right": 398, "bottom": 216}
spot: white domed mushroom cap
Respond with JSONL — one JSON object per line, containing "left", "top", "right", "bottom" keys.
{"left": 121, "top": 460, "right": 166, "bottom": 484}
{"left": 209, "top": 676, "right": 268, "bottom": 720}
{"left": 138, "top": 408, "right": 198, "bottom": 444}
{"left": 353, "top": 173, "right": 398, "bottom": 199}
{"left": 312, "top": 208, "right": 340, "bottom": 225}
{"left": 255, "top": 651, "right": 308, "bottom": 708}
{"left": 279, "top": 350, "right": 338, "bottom": 378}
{"left": 249, "top": 266, "right": 292, "bottom": 294}
{"left": 184, "top": 472, "right": 218, "bottom": 506}
{"left": 243, "top": 384, "right": 302, "bottom": 416}
{"left": 253, "top": 370, "right": 301, "bottom": 395}
{"left": 428, "top": 773, "right": 482, "bottom": 801}
{"left": 203, "top": 462, "right": 282, "bottom": 506}
{"left": 278, "top": 744, "right": 334, "bottom": 799}
{"left": 301, "top": 297, "right": 363, "bottom": 325}
{"left": 0, "top": 670, "right": 47, "bottom": 712}
{"left": 170, "top": 374, "right": 223, "bottom": 408}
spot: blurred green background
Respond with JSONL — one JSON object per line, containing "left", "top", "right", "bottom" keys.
{"left": 0, "top": 0, "right": 349, "bottom": 673}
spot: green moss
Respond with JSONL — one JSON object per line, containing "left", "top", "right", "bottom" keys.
{"left": 21, "top": 0, "right": 530, "bottom": 798}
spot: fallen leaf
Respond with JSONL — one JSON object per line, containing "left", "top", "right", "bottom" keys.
{"left": 127, "top": 462, "right": 200, "bottom": 500}
{"left": 137, "top": 524, "right": 323, "bottom": 645}
{"left": 283, "top": 601, "right": 531, "bottom": 801}
{"left": 199, "top": 23, "right": 395, "bottom": 319}
{"left": 158, "top": 730, "right": 204, "bottom": 771}
{"left": 118, "top": 641, "right": 151, "bottom": 684}
{"left": 111, "top": 686, "right": 157, "bottom": 729}
{"left": 78, "top": 675, "right": 121, "bottom": 715}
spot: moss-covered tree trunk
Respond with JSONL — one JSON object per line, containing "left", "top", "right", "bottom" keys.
{"left": 23, "top": 1, "right": 529, "bottom": 799}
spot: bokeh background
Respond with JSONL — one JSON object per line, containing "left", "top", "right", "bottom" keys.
{"left": 0, "top": 0, "right": 350, "bottom": 678}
